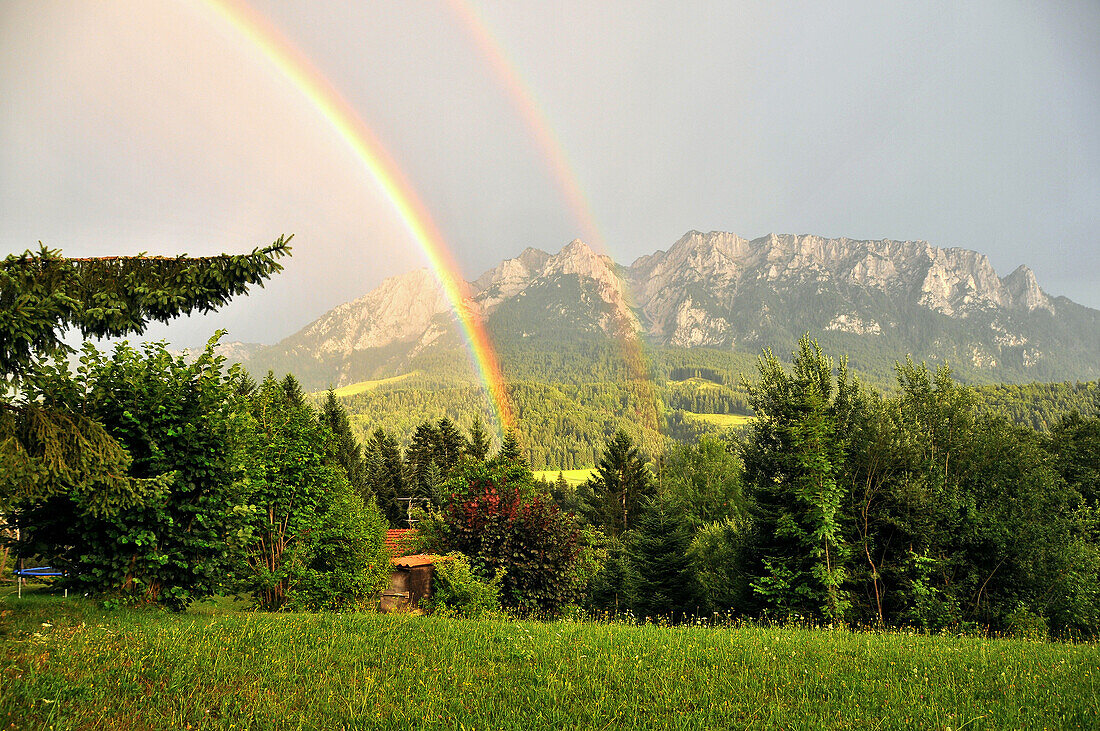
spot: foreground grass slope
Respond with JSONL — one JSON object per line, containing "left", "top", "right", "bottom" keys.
{"left": 2, "top": 592, "right": 1097, "bottom": 730}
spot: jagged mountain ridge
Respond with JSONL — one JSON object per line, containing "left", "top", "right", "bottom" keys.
{"left": 242, "top": 231, "right": 1100, "bottom": 388}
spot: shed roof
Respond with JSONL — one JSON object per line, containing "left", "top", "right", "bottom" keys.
{"left": 393, "top": 554, "right": 438, "bottom": 569}
{"left": 384, "top": 529, "right": 419, "bottom": 556}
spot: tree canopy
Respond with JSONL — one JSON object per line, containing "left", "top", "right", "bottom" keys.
{"left": 0, "top": 238, "right": 291, "bottom": 513}
{"left": 1, "top": 237, "right": 291, "bottom": 386}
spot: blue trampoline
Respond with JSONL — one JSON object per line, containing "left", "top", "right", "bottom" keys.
{"left": 13, "top": 565, "right": 68, "bottom": 598}
{"left": 14, "top": 566, "right": 64, "bottom": 579}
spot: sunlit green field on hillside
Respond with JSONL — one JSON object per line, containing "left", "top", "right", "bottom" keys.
{"left": 683, "top": 411, "right": 755, "bottom": 428}
{"left": 532, "top": 468, "right": 597, "bottom": 486}
{"left": 328, "top": 372, "right": 417, "bottom": 398}
{"left": 2, "top": 589, "right": 1097, "bottom": 730}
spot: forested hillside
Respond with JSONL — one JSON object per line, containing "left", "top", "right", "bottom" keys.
{"left": 972, "top": 380, "right": 1100, "bottom": 431}
{"left": 330, "top": 337, "right": 1100, "bottom": 470}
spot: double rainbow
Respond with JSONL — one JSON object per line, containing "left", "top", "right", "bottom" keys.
{"left": 198, "top": 0, "right": 514, "bottom": 430}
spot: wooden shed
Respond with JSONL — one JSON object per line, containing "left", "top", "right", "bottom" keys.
{"left": 380, "top": 554, "right": 436, "bottom": 613}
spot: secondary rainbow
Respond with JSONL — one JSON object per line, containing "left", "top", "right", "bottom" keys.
{"left": 444, "top": 0, "right": 604, "bottom": 249}
{"left": 197, "top": 0, "right": 514, "bottom": 430}
{"left": 447, "top": 0, "right": 659, "bottom": 432}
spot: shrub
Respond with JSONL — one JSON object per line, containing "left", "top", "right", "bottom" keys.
{"left": 11, "top": 337, "right": 250, "bottom": 610}
{"left": 422, "top": 552, "right": 503, "bottom": 618}
{"left": 419, "top": 461, "right": 584, "bottom": 615}
{"left": 688, "top": 517, "right": 750, "bottom": 613}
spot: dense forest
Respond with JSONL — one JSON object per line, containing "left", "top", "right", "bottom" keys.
{"left": 333, "top": 355, "right": 1100, "bottom": 470}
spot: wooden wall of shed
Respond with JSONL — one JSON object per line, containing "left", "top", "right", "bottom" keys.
{"left": 379, "top": 565, "right": 433, "bottom": 613}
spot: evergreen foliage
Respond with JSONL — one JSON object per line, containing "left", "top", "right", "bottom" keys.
{"left": 466, "top": 416, "right": 492, "bottom": 461}
{"left": 626, "top": 497, "right": 698, "bottom": 621}
{"left": 318, "top": 389, "right": 369, "bottom": 498}
{"left": 580, "top": 430, "right": 653, "bottom": 536}
{"left": 365, "top": 427, "right": 405, "bottom": 525}
{"left": 404, "top": 421, "right": 441, "bottom": 500}
{"left": 0, "top": 239, "right": 290, "bottom": 385}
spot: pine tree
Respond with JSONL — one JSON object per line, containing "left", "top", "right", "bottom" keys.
{"left": 319, "top": 389, "right": 368, "bottom": 497}
{"left": 627, "top": 497, "right": 698, "bottom": 622}
{"left": 435, "top": 417, "right": 467, "bottom": 473}
{"left": 405, "top": 421, "right": 440, "bottom": 499}
{"left": 0, "top": 239, "right": 290, "bottom": 513}
{"left": 582, "top": 430, "right": 653, "bottom": 536}
{"left": 466, "top": 416, "right": 491, "bottom": 461}
{"left": 281, "top": 373, "right": 307, "bottom": 409}
{"left": 365, "top": 427, "right": 404, "bottom": 525}
{"left": 496, "top": 428, "right": 526, "bottom": 466}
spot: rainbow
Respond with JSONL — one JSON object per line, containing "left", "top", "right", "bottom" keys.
{"left": 197, "top": 0, "right": 514, "bottom": 430}
{"left": 443, "top": 0, "right": 603, "bottom": 249}
{"left": 446, "top": 0, "right": 660, "bottom": 435}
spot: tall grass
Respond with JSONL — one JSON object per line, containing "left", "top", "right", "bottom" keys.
{"left": 2, "top": 588, "right": 1097, "bottom": 730}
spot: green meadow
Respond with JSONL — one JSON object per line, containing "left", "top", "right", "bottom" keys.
{"left": 682, "top": 411, "right": 755, "bottom": 428}
{"left": 329, "top": 372, "right": 418, "bottom": 398}
{"left": 2, "top": 589, "right": 1096, "bottom": 730}
{"left": 532, "top": 468, "right": 597, "bottom": 486}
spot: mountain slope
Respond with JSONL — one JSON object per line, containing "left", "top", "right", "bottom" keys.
{"left": 243, "top": 231, "right": 1100, "bottom": 390}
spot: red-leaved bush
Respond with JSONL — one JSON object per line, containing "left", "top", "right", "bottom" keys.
{"left": 424, "top": 462, "right": 583, "bottom": 615}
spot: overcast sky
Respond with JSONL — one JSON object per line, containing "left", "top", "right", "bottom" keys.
{"left": 2, "top": 1, "right": 1098, "bottom": 347}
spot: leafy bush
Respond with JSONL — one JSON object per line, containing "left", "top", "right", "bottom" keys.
{"left": 286, "top": 491, "right": 391, "bottom": 612}
{"left": 419, "top": 461, "right": 584, "bottom": 615}
{"left": 422, "top": 552, "right": 503, "bottom": 618}
{"left": 688, "top": 517, "right": 750, "bottom": 613}
{"left": 236, "top": 375, "right": 388, "bottom": 612}
{"left": 12, "top": 336, "right": 250, "bottom": 610}
{"left": 1005, "top": 602, "right": 1049, "bottom": 641}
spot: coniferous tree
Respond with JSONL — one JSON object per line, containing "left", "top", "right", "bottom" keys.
{"left": 581, "top": 430, "right": 653, "bottom": 537}
{"left": 627, "top": 497, "right": 698, "bottom": 622}
{"left": 467, "top": 416, "right": 492, "bottom": 461}
{"left": 405, "top": 421, "right": 440, "bottom": 499}
{"left": 365, "top": 427, "right": 404, "bottom": 526}
{"left": 319, "top": 389, "right": 368, "bottom": 497}
{"left": 495, "top": 428, "right": 527, "bottom": 468}
{"left": 281, "top": 373, "right": 307, "bottom": 409}
{"left": 435, "top": 417, "right": 467, "bottom": 473}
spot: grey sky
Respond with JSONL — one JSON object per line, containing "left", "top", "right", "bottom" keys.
{"left": 2, "top": 1, "right": 1098, "bottom": 347}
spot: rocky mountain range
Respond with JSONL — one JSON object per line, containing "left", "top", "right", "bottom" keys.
{"left": 241, "top": 231, "right": 1100, "bottom": 389}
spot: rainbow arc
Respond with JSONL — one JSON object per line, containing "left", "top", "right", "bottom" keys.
{"left": 198, "top": 0, "right": 514, "bottom": 430}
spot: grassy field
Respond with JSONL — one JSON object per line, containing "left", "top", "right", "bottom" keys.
{"left": 683, "top": 411, "right": 755, "bottom": 428}
{"left": 2, "top": 588, "right": 1097, "bottom": 730}
{"left": 328, "top": 372, "right": 418, "bottom": 398}
{"left": 532, "top": 468, "right": 597, "bottom": 486}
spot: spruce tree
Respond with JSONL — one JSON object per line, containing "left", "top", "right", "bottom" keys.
{"left": 435, "top": 417, "right": 467, "bottom": 473}
{"left": 582, "top": 430, "right": 653, "bottom": 536}
{"left": 365, "top": 427, "right": 404, "bottom": 525}
{"left": 319, "top": 389, "right": 368, "bottom": 497}
{"left": 496, "top": 428, "right": 526, "bottom": 466}
{"left": 627, "top": 497, "right": 698, "bottom": 622}
{"left": 467, "top": 416, "right": 491, "bottom": 461}
{"left": 281, "top": 373, "right": 307, "bottom": 409}
{"left": 405, "top": 421, "right": 440, "bottom": 499}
